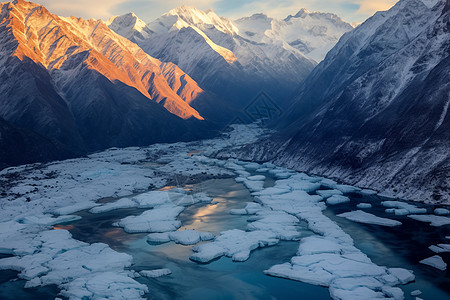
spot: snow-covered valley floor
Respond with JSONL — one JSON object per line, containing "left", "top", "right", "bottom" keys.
{"left": 0, "top": 125, "right": 449, "bottom": 299}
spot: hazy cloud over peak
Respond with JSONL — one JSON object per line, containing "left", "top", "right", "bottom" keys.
{"left": 31, "top": 0, "right": 399, "bottom": 23}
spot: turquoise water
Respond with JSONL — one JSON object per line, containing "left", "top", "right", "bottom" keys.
{"left": 324, "top": 193, "right": 450, "bottom": 300}
{"left": 68, "top": 178, "right": 329, "bottom": 300}
{"left": 1, "top": 176, "right": 449, "bottom": 299}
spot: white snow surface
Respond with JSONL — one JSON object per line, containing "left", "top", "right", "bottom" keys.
{"left": 337, "top": 210, "right": 402, "bottom": 227}
{"left": 0, "top": 123, "right": 437, "bottom": 299}
{"left": 419, "top": 255, "right": 447, "bottom": 271}
{"left": 326, "top": 195, "right": 350, "bottom": 205}
{"left": 408, "top": 214, "right": 450, "bottom": 226}
{"left": 382, "top": 201, "right": 427, "bottom": 215}
{"left": 0, "top": 125, "right": 258, "bottom": 299}
{"left": 139, "top": 269, "right": 172, "bottom": 278}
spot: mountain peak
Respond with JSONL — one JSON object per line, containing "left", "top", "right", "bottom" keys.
{"left": 248, "top": 13, "right": 271, "bottom": 20}
{"left": 162, "top": 6, "right": 238, "bottom": 35}
{"left": 106, "top": 12, "right": 153, "bottom": 42}
{"left": 295, "top": 8, "right": 311, "bottom": 18}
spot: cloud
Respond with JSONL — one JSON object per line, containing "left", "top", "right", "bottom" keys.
{"left": 33, "top": 0, "right": 127, "bottom": 19}
{"left": 355, "top": 0, "right": 398, "bottom": 15}
{"left": 31, "top": 0, "right": 399, "bottom": 23}
{"left": 214, "top": 0, "right": 398, "bottom": 22}
{"left": 110, "top": 0, "right": 220, "bottom": 22}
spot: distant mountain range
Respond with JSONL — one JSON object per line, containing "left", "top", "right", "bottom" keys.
{"left": 236, "top": 0, "right": 450, "bottom": 204}
{"left": 0, "top": 0, "right": 212, "bottom": 168}
{"left": 0, "top": 0, "right": 351, "bottom": 168}
{"left": 107, "top": 7, "right": 352, "bottom": 113}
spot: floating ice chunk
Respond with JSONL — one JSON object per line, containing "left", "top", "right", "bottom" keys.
{"left": 146, "top": 233, "right": 170, "bottom": 243}
{"left": 419, "top": 255, "right": 447, "bottom": 270}
{"left": 382, "top": 201, "right": 427, "bottom": 215}
{"left": 382, "top": 286, "right": 404, "bottom": 300}
{"left": 357, "top": 203, "right": 372, "bottom": 209}
{"left": 242, "top": 179, "right": 265, "bottom": 192}
{"left": 168, "top": 230, "right": 214, "bottom": 245}
{"left": 434, "top": 208, "right": 450, "bottom": 215}
{"left": 388, "top": 268, "right": 415, "bottom": 284}
{"left": 316, "top": 189, "right": 343, "bottom": 199}
{"left": 385, "top": 208, "right": 410, "bottom": 216}
{"left": 297, "top": 236, "right": 354, "bottom": 255}
{"left": 0, "top": 229, "right": 147, "bottom": 299}
{"left": 140, "top": 269, "right": 172, "bottom": 278}
{"left": 229, "top": 209, "right": 247, "bottom": 215}
{"left": 429, "top": 244, "right": 450, "bottom": 253}
{"left": 190, "top": 229, "right": 279, "bottom": 263}
{"left": 293, "top": 253, "right": 386, "bottom": 278}
{"left": 326, "top": 195, "right": 350, "bottom": 205}
{"left": 114, "top": 205, "right": 184, "bottom": 233}
{"left": 411, "top": 290, "right": 422, "bottom": 296}
{"left": 247, "top": 211, "right": 300, "bottom": 240}
{"left": 247, "top": 175, "right": 266, "bottom": 181}
{"left": 90, "top": 198, "right": 137, "bottom": 214}
{"left": 331, "top": 286, "right": 385, "bottom": 300}
{"left": 408, "top": 214, "right": 450, "bottom": 226}
{"left": 235, "top": 177, "right": 245, "bottom": 183}
{"left": 265, "top": 262, "right": 335, "bottom": 286}
{"left": 337, "top": 210, "right": 402, "bottom": 227}
{"left": 256, "top": 168, "right": 269, "bottom": 172}
{"left": 335, "top": 184, "right": 361, "bottom": 194}
{"left": 359, "top": 189, "right": 377, "bottom": 196}
{"left": 267, "top": 252, "right": 386, "bottom": 288}
{"left": 62, "top": 271, "right": 147, "bottom": 300}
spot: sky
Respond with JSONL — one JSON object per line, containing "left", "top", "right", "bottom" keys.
{"left": 33, "top": 0, "right": 398, "bottom": 24}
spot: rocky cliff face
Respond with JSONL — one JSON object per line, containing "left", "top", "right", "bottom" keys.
{"left": 235, "top": 0, "right": 450, "bottom": 204}
{"left": 0, "top": 0, "right": 212, "bottom": 168}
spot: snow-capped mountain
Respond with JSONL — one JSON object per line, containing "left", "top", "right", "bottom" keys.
{"left": 235, "top": 8, "right": 353, "bottom": 62}
{"left": 0, "top": 0, "right": 212, "bottom": 168}
{"left": 106, "top": 12, "right": 154, "bottom": 44}
{"left": 237, "top": 0, "right": 450, "bottom": 204}
{"left": 107, "top": 7, "right": 352, "bottom": 113}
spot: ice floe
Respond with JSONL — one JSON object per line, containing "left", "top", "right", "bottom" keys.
{"left": 429, "top": 244, "right": 450, "bottom": 253}
{"left": 0, "top": 230, "right": 147, "bottom": 299}
{"left": 408, "top": 214, "right": 450, "bottom": 226}
{"left": 382, "top": 201, "right": 427, "bottom": 215}
{"left": 190, "top": 229, "right": 279, "bottom": 262}
{"left": 337, "top": 210, "right": 402, "bottom": 227}
{"left": 419, "top": 255, "right": 447, "bottom": 271}
{"left": 357, "top": 203, "right": 372, "bottom": 209}
{"left": 434, "top": 208, "right": 450, "bottom": 215}
{"left": 139, "top": 269, "right": 172, "bottom": 278}
{"left": 113, "top": 205, "right": 184, "bottom": 233}
{"left": 147, "top": 230, "right": 215, "bottom": 245}
{"left": 0, "top": 124, "right": 441, "bottom": 299}
{"left": 326, "top": 195, "right": 350, "bottom": 205}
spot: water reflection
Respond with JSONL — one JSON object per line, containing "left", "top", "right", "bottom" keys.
{"left": 63, "top": 178, "right": 330, "bottom": 299}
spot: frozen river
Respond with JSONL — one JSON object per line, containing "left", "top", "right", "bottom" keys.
{"left": 0, "top": 125, "right": 449, "bottom": 299}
